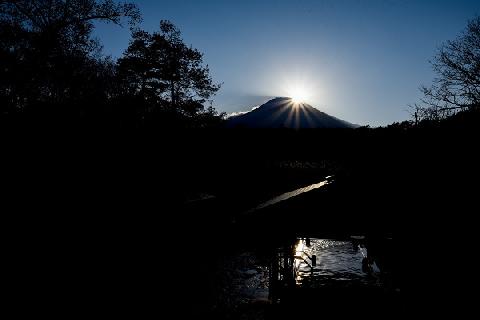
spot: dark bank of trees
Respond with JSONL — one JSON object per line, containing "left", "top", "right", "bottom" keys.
{"left": 0, "top": 0, "right": 224, "bottom": 129}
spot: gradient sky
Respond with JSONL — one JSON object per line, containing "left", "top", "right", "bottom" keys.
{"left": 94, "top": 0, "right": 480, "bottom": 126}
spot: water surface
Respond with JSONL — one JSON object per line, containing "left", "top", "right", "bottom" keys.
{"left": 293, "top": 238, "right": 382, "bottom": 288}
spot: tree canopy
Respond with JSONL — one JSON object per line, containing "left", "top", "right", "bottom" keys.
{"left": 0, "top": 1, "right": 224, "bottom": 129}
{"left": 418, "top": 16, "right": 480, "bottom": 121}
{"left": 116, "top": 21, "right": 222, "bottom": 127}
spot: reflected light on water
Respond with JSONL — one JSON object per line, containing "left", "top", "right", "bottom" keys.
{"left": 294, "top": 239, "right": 309, "bottom": 282}
{"left": 295, "top": 240, "right": 305, "bottom": 256}
{"left": 292, "top": 239, "right": 381, "bottom": 287}
{"left": 246, "top": 177, "right": 333, "bottom": 214}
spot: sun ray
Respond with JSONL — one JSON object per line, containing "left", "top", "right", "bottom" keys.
{"left": 302, "top": 104, "right": 317, "bottom": 128}
{"left": 268, "top": 100, "right": 293, "bottom": 125}
{"left": 294, "top": 103, "right": 301, "bottom": 128}
{"left": 285, "top": 101, "right": 296, "bottom": 127}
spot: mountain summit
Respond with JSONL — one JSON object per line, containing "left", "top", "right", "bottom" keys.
{"left": 227, "top": 97, "right": 357, "bottom": 129}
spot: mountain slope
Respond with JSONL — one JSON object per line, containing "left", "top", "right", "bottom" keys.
{"left": 227, "top": 97, "right": 357, "bottom": 129}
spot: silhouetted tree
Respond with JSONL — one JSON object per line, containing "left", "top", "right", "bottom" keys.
{"left": 1, "top": 4, "right": 224, "bottom": 129}
{"left": 117, "top": 20, "right": 223, "bottom": 128}
{"left": 418, "top": 16, "right": 480, "bottom": 120}
{"left": 0, "top": 0, "right": 140, "bottom": 122}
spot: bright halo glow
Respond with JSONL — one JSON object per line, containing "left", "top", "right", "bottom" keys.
{"left": 288, "top": 86, "right": 311, "bottom": 104}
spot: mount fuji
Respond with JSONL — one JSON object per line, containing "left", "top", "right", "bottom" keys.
{"left": 227, "top": 97, "right": 358, "bottom": 129}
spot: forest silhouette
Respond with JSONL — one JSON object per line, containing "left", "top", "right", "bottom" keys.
{"left": 1, "top": 1, "right": 224, "bottom": 130}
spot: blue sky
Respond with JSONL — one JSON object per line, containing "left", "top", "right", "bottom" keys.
{"left": 94, "top": 0, "right": 480, "bottom": 126}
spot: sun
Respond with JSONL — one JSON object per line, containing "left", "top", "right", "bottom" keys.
{"left": 289, "top": 87, "right": 310, "bottom": 105}
{"left": 291, "top": 94, "right": 305, "bottom": 104}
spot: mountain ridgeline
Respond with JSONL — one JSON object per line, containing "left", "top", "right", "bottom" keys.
{"left": 227, "top": 97, "right": 358, "bottom": 129}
